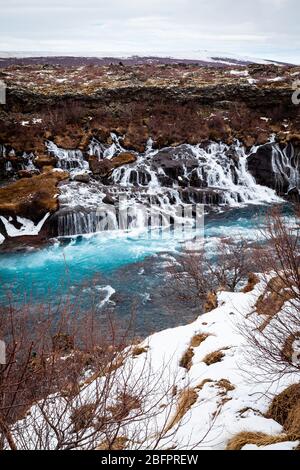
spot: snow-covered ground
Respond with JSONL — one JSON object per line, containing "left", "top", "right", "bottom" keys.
{"left": 11, "top": 277, "right": 299, "bottom": 450}
{"left": 0, "top": 50, "right": 287, "bottom": 65}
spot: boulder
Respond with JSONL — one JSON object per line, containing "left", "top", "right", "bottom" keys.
{"left": 0, "top": 169, "right": 69, "bottom": 221}
{"left": 18, "top": 169, "right": 40, "bottom": 178}
{"left": 88, "top": 156, "right": 113, "bottom": 176}
{"left": 247, "top": 144, "right": 275, "bottom": 189}
{"left": 73, "top": 172, "right": 90, "bottom": 183}
{"left": 111, "top": 152, "right": 137, "bottom": 168}
{"left": 102, "top": 193, "right": 115, "bottom": 205}
{"left": 34, "top": 154, "right": 58, "bottom": 169}
{"left": 89, "top": 152, "right": 136, "bottom": 177}
{"left": 152, "top": 145, "right": 199, "bottom": 185}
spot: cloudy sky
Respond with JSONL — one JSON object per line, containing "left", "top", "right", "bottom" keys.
{"left": 0, "top": 0, "right": 299, "bottom": 63}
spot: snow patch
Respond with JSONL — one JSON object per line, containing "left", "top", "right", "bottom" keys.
{"left": 0, "top": 213, "right": 50, "bottom": 237}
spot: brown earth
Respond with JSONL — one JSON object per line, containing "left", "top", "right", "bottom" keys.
{"left": 0, "top": 63, "right": 299, "bottom": 156}
{"left": 0, "top": 169, "right": 69, "bottom": 220}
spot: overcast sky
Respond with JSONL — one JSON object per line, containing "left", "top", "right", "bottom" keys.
{"left": 0, "top": 0, "right": 299, "bottom": 63}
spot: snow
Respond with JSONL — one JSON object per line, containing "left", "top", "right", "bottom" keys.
{"left": 11, "top": 277, "right": 299, "bottom": 450}
{"left": 96, "top": 285, "right": 116, "bottom": 308}
{"left": 0, "top": 213, "right": 50, "bottom": 237}
{"left": 292, "top": 337, "right": 300, "bottom": 366}
{"left": 0, "top": 233, "right": 4, "bottom": 244}
{"left": 229, "top": 70, "right": 249, "bottom": 76}
{"left": 0, "top": 50, "right": 288, "bottom": 66}
{"left": 267, "top": 77, "right": 284, "bottom": 82}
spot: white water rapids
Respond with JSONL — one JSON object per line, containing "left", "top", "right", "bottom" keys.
{"left": 51, "top": 137, "right": 284, "bottom": 237}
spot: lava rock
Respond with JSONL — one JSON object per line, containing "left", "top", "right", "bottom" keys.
{"left": 18, "top": 169, "right": 40, "bottom": 178}
{"left": 34, "top": 154, "right": 58, "bottom": 169}
{"left": 73, "top": 172, "right": 90, "bottom": 183}
{"left": 0, "top": 169, "right": 69, "bottom": 221}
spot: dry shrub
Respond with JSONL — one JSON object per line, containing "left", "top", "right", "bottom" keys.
{"left": 242, "top": 273, "right": 260, "bottom": 293}
{"left": 202, "top": 349, "right": 226, "bottom": 366}
{"left": 196, "top": 378, "right": 213, "bottom": 390}
{"left": 286, "top": 405, "right": 300, "bottom": 436}
{"left": 71, "top": 404, "right": 96, "bottom": 433}
{"left": 226, "top": 431, "right": 294, "bottom": 450}
{"left": 166, "top": 388, "right": 198, "bottom": 432}
{"left": 52, "top": 333, "right": 74, "bottom": 353}
{"left": 241, "top": 207, "right": 300, "bottom": 381}
{"left": 96, "top": 436, "right": 128, "bottom": 450}
{"left": 266, "top": 383, "right": 300, "bottom": 436}
{"left": 190, "top": 333, "right": 210, "bottom": 348}
{"left": 180, "top": 333, "right": 210, "bottom": 370}
{"left": 132, "top": 346, "right": 148, "bottom": 357}
{"left": 166, "top": 238, "right": 254, "bottom": 315}
{"left": 216, "top": 379, "right": 235, "bottom": 393}
{"left": 282, "top": 332, "right": 300, "bottom": 364}
{"left": 179, "top": 348, "right": 194, "bottom": 370}
{"left": 204, "top": 292, "right": 218, "bottom": 312}
{"left": 255, "top": 286, "right": 295, "bottom": 317}
{"left": 108, "top": 393, "right": 141, "bottom": 421}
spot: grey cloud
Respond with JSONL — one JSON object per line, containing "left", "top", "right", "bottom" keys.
{"left": 0, "top": 0, "right": 299, "bottom": 63}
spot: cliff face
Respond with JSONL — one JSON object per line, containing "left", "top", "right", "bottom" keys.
{"left": 1, "top": 62, "right": 300, "bottom": 156}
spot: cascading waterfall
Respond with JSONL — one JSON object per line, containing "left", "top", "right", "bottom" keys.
{"left": 55, "top": 138, "right": 282, "bottom": 237}
{"left": 271, "top": 143, "right": 300, "bottom": 194}
{"left": 57, "top": 210, "right": 119, "bottom": 236}
{"left": 87, "top": 133, "right": 124, "bottom": 160}
{"left": 0, "top": 145, "right": 37, "bottom": 175}
{"left": 46, "top": 140, "right": 89, "bottom": 171}
{"left": 21, "top": 152, "right": 37, "bottom": 171}
{"left": 111, "top": 140, "right": 281, "bottom": 204}
{"left": 0, "top": 144, "right": 6, "bottom": 158}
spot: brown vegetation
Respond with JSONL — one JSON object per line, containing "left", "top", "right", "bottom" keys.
{"left": 226, "top": 431, "right": 296, "bottom": 450}
{"left": 1, "top": 63, "right": 299, "bottom": 158}
{"left": 165, "top": 388, "right": 198, "bottom": 433}
{"left": 242, "top": 272, "right": 260, "bottom": 293}
{"left": 179, "top": 333, "right": 210, "bottom": 370}
{"left": 202, "top": 349, "right": 225, "bottom": 366}
{"left": 266, "top": 384, "right": 300, "bottom": 436}
{"left": 0, "top": 169, "right": 68, "bottom": 220}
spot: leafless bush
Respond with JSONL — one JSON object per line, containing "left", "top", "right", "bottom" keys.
{"left": 241, "top": 206, "right": 300, "bottom": 381}
{"left": 0, "top": 290, "right": 215, "bottom": 450}
{"left": 167, "top": 237, "right": 255, "bottom": 310}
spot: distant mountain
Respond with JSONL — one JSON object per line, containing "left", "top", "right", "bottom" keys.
{"left": 0, "top": 50, "right": 292, "bottom": 68}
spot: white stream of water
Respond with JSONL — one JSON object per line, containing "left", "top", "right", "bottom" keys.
{"left": 54, "top": 138, "right": 283, "bottom": 236}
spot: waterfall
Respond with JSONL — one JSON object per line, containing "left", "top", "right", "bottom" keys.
{"left": 87, "top": 133, "right": 124, "bottom": 160}
{"left": 0, "top": 144, "right": 6, "bottom": 158}
{"left": 54, "top": 139, "right": 283, "bottom": 237}
{"left": 57, "top": 210, "right": 119, "bottom": 237}
{"left": 21, "top": 152, "right": 37, "bottom": 171}
{"left": 5, "top": 161, "right": 13, "bottom": 173}
{"left": 88, "top": 138, "right": 105, "bottom": 159}
{"left": 110, "top": 140, "right": 281, "bottom": 205}
{"left": 46, "top": 140, "right": 89, "bottom": 171}
{"left": 271, "top": 143, "right": 300, "bottom": 194}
